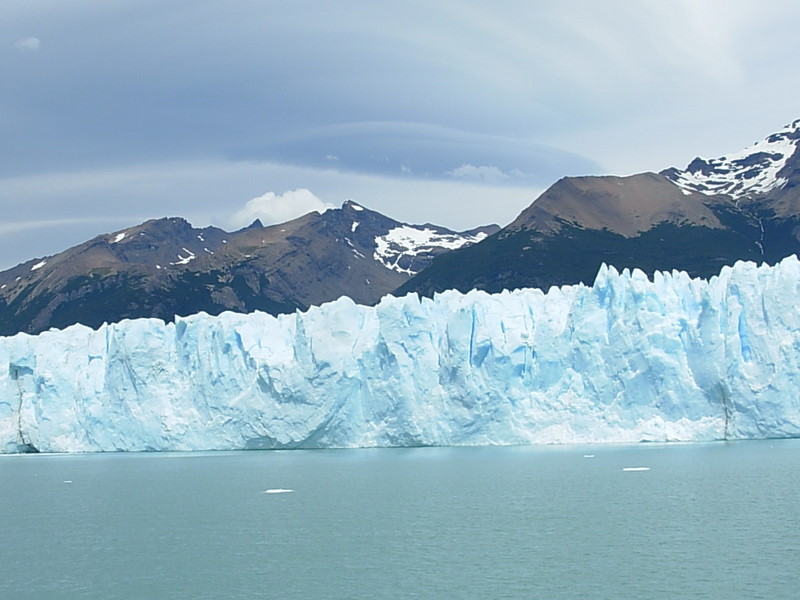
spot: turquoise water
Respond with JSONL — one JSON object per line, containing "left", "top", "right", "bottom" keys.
{"left": 1, "top": 441, "right": 799, "bottom": 599}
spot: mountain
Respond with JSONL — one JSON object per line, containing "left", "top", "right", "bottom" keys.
{"left": 0, "top": 201, "right": 497, "bottom": 336}
{"left": 6, "top": 119, "right": 799, "bottom": 336}
{"left": 5, "top": 255, "right": 800, "bottom": 453}
{"left": 399, "top": 120, "right": 800, "bottom": 297}
{"left": 663, "top": 119, "right": 800, "bottom": 262}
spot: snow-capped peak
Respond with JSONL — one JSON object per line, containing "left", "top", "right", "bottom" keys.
{"left": 664, "top": 119, "right": 800, "bottom": 199}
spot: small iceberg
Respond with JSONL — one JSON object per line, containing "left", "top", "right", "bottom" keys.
{"left": 263, "top": 488, "right": 294, "bottom": 494}
{"left": 622, "top": 467, "right": 650, "bottom": 472}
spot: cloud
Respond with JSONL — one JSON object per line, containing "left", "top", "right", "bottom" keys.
{"left": 14, "top": 37, "right": 40, "bottom": 51}
{"left": 6, "top": 3, "right": 799, "bottom": 185}
{"left": 235, "top": 121, "right": 600, "bottom": 185}
{"left": 229, "top": 188, "right": 335, "bottom": 228}
{"left": 446, "top": 164, "right": 511, "bottom": 183}
{"left": 0, "top": 217, "right": 130, "bottom": 237}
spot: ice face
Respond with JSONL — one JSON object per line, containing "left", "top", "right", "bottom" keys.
{"left": 2, "top": 256, "right": 800, "bottom": 453}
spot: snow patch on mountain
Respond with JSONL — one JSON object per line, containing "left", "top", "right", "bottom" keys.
{"left": 374, "top": 226, "right": 488, "bottom": 275}
{"left": 170, "top": 248, "right": 197, "bottom": 266}
{"left": 665, "top": 120, "right": 800, "bottom": 199}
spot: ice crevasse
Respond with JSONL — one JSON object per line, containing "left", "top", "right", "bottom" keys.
{"left": 2, "top": 256, "right": 800, "bottom": 453}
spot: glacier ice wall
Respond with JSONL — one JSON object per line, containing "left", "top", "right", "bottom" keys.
{"left": 2, "top": 256, "right": 800, "bottom": 453}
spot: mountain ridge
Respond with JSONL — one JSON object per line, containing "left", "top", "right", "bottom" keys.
{"left": 0, "top": 201, "right": 498, "bottom": 336}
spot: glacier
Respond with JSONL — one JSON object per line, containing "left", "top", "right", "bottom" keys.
{"left": 2, "top": 256, "right": 800, "bottom": 453}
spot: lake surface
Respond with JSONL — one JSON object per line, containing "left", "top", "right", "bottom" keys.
{"left": 1, "top": 441, "right": 799, "bottom": 599}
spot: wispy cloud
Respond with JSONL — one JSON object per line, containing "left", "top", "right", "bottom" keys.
{"left": 0, "top": 216, "right": 131, "bottom": 237}
{"left": 13, "top": 37, "right": 40, "bottom": 51}
{"left": 446, "top": 164, "right": 510, "bottom": 183}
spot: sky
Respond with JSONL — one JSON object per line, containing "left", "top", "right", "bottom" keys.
{"left": 3, "top": 0, "right": 800, "bottom": 270}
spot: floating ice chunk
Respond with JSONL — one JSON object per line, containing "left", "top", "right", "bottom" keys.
{"left": 263, "top": 488, "right": 294, "bottom": 494}
{"left": 622, "top": 467, "right": 650, "bottom": 472}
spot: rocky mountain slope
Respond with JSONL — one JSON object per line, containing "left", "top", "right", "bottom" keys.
{"left": 0, "top": 201, "right": 497, "bottom": 336}
{"left": 400, "top": 119, "right": 800, "bottom": 297}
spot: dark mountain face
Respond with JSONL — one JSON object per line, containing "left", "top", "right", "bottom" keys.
{"left": 397, "top": 180, "right": 763, "bottom": 296}
{"left": 0, "top": 217, "right": 295, "bottom": 336}
{"left": 399, "top": 121, "right": 800, "bottom": 298}
{"left": 0, "top": 201, "right": 497, "bottom": 336}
